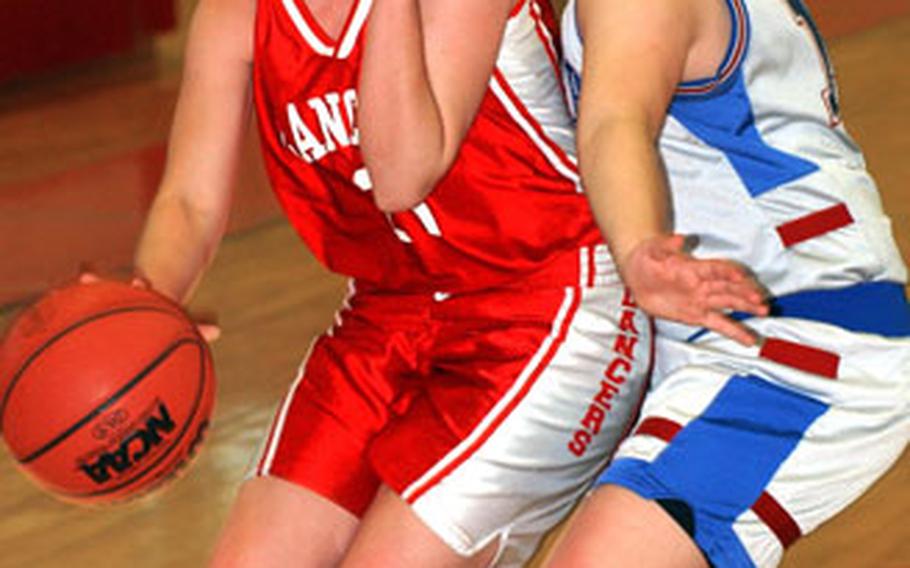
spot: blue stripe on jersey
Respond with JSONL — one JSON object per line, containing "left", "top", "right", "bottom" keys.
{"left": 601, "top": 375, "right": 829, "bottom": 567}
{"left": 686, "top": 281, "right": 910, "bottom": 342}
{"left": 563, "top": 61, "right": 581, "bottom": 121}
{"left": 669, "top": 72, "right": 819, "bottom": 197}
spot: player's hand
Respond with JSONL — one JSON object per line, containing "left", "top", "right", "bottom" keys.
{"left": 128, "top": 275, "right": 221, "bottom": 343}
{"left": 77, "top": 270, "right": 221, "bottom": 343}
{"left": 619, "top": 235, "right": 768, "bottom": 346}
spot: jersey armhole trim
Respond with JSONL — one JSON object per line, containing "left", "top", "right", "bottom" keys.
{"left": 510, "top": 0, "right": 527, "bottom": 18}
{"left": 490, "top": 69, "right": 581, "bottom": 186}
{"left": 677, "top": 0, "right": 750, "bottom": 97}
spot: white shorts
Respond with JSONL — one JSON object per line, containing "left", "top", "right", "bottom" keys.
{"left": 251, "top": 277, "right": 653, "bottom": 565}
{"left": 599, "top": 282, "right": 910, "bottom": 567}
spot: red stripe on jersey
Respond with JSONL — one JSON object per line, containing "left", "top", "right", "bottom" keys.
{"left": 526, "top": 0, "right": 573, "bottom": 135}
{"left": 491, "top": 69, "right": 579, "bottom": 179}
{"left": 404, "top": 288, "right": 582, "bottom": 504}
{"left": 634, "top": 416, "right": 683, "bottom": 443}
{"left": 528, "top": 0, "right": 562, "bottom": 82}
{"left": 759, "top": 338, "right": 840, "bottom": 379}
{"left": 509, "top": 0, "right": 526, "bottom": 18}
{"left": 752, "top": 491, "right": 802, "bottom": 548}
{"left": 775, "top": 203, "right": 854, "bottom": 247}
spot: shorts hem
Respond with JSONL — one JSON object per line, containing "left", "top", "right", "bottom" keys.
{"left": 412, "top": 507, "right": 508, "bottom": 557}
{"left": 598, "top": 458, "right": 755, "bottom": 568}
{"left": 252, "top": 466, "right": 368, "bottom": 518}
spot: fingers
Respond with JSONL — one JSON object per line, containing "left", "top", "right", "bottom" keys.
{"left": 664, "top": 234, "right": 687, "bottom": 252}
{"left": 624, "top": 243, "right": 772, "bottom": 344}
{"left": 74, "top": 265, "right": 219, "bottom": 342}
{"left": 705, "top": 296, "right": 768, "bottom": 318}
{"left": 702, "top": 312, "right": 760, "bottom": 347}
{"left": 703, "top": 281, "right": 767, "bottom": 315}
{"left": 77, "top": 265, "right": 146, "bottom": 289}
{"left": 78, "top": 270, "right": 153, "bottom": 292}
{"left": 692, "top": 260, "right": 767, "bottom": 316}
{"left": 190, "top": 307, "right": 221, "bottom": 343}
{"left": 77, "top": 261, "right": 101, "bottom": 283}
{"left": 78, "top": 272, "right": 102, "bottom": 284}
{"left": 695, "top": 259, "right": 748, "bottom": 283}
{"left": 130, "top": 275, "right": 151, "bottom": 289}
{"left": 196, "top": 323, "right": 222, "bottom": 343}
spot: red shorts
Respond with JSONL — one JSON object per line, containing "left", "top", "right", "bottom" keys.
{"left": 252, "top": 272, "right": 652, "bottom": 563}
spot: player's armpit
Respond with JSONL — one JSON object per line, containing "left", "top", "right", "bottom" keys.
{"left": 358, "top": 0, "right": 515, "bottom": 212}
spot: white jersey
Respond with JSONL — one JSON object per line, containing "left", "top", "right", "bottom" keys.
{"left": 562, "top": 0, "right": 908, "bottom": 340}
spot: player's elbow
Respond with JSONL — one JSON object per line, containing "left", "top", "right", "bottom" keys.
{"left": 372, "top": 181, "right": 431, "bottom": 213}
{"left": 366, "top": 160, "right": 438, "bottom": 213}
{"left": 361, "top": 137, "right": 451, "bottom": 212}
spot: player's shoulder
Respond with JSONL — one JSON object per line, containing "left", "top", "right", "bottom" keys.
{"left": 190, "top": 0, "right": 257, "bottom": 65}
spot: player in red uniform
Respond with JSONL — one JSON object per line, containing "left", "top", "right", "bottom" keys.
{"left": 133, "top": 0, "right": 761, "bottom": 565}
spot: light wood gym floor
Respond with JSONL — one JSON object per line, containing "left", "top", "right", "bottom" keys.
{"left": 0, "top": 3, "right": 907, "bottom": 567}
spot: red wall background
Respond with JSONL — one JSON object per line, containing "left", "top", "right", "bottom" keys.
{"left": 0, "top": 0, "right": 175, "bottom": 83}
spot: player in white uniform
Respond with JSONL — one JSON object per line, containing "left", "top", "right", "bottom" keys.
{"left": 549, "top": 0, "right": 910, "bottom": 566}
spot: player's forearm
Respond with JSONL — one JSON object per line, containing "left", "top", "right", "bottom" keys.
{"left": 134, "top": 189, "right": 229, "bottom": 303}
{"left": 358, "top": 0, "right": 449, "bottom": 212}
{"left": 132, "top": 0, "right": 253, "bottom": 303}
{"left": 579, "top": 113, "right": 670, "bottom": 274}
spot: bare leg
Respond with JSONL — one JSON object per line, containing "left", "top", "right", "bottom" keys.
{"left": 545, "top": 485, "right": 708, "bottom": 568}
{"left": 210, "top": 476, "right": 359, "bottom": 568}
{"left": 341, "top": 486, "right": 500, "bottom": 568}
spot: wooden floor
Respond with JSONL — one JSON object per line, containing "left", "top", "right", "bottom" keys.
{"left": 0, "top": 9, "right": 908, "bottom": 568}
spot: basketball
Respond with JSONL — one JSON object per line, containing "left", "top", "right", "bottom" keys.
{"left": 0, "top": 279, "right": 215, "bottom": 504}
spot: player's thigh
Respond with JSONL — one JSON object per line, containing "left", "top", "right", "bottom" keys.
{"left": 210, "top": 476, "right": 359, "bottom": 568}
{"left": 252, "top": 285, "right": 434, "bottom": 512}
{"left": 367, "top": 284, "right": 653, "bottom": 566}
{"left": 545, "top": 484, "right": 707, "bottom": 568}
{"left": 597, "top": 318, "right": 909, "bottom": 567}
{"left": 341, "top": 485, "right": 499, "bottom": 568}
{"left": 222, "top": 287, "right": 432, "bottom": 565}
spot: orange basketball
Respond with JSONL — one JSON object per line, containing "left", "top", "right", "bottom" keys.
{"left": 0, "top": 279, "right": 215, "bottom": 504}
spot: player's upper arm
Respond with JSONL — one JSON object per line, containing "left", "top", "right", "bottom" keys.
{"left": 358, "top": 0, "right": 517, "bottom": 212}
{"left": 418, "top": 0, "right": 516, "bottom": 164}
{"left": 575, "top": 0, "right": 698, "bottom": 143}
{"left": 157, "top": 0, "right": 256, "bottom": 218}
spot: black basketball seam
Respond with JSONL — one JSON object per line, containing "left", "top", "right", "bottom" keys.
{"left": 18, "top": 337, "right": 202, "bottom": 464}
{"left": 0, "top": 305, "right": 192, "bottom": 427}
{"left": 69, "top": 338, "right": 211, "bottom": 498}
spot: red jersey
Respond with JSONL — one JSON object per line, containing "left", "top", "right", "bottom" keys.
{"left": 253, "top": 0, "right": 606, "bottom": 293}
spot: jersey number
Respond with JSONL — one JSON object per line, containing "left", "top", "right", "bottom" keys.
{"left": 785, "top": 0, "right": 841, "bottom": 125}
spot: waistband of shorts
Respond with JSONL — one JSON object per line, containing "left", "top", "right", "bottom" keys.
{"left": 354, "top": 243, "right": 620, "bottom": 297}
{"left": 688, "top": 281, "right": 910, "bottom": 341}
